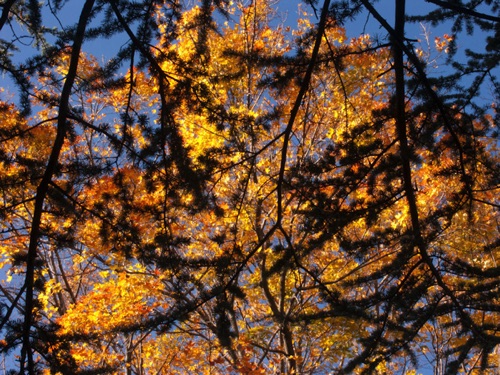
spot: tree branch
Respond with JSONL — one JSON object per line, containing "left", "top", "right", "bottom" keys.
{"left": 20, "top": 0, "right": 95, "bottom": 372}
{"left": 277, "top": 0, "right": 331, "bottom": 224}
{"left": 0, "top": 0, "right": 16, "bottom": 32}
{"left": 426, "top": 0, "right": 500, "bottom": 23}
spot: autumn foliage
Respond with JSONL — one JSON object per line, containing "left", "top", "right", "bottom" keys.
{"left": 0, "top": 0, "right": 499, "bottom": 374}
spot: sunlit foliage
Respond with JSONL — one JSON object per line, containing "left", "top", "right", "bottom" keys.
{"left": 0, "top": 0, "right": 498, "bottom": 374}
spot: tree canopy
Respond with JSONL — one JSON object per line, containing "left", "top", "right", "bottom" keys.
{"left": 0, "top": 0, "right": 498, "bottom": 374}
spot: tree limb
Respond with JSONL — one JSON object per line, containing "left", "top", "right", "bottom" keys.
{"left": 20, "top": 0, "right": 95, "bottom": 373}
